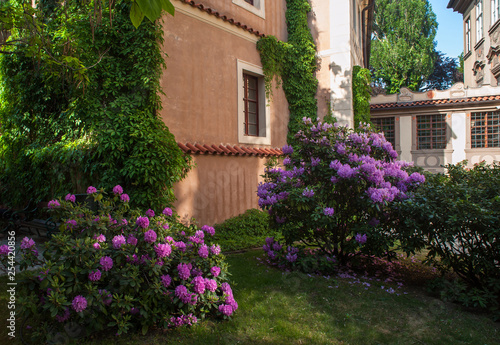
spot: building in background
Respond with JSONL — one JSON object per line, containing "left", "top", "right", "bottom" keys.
{"left": 370, "top": 0, "right": 500, "bottom": 173}
{"left": 162, "top": 0, "right": 373, "bottom": 224}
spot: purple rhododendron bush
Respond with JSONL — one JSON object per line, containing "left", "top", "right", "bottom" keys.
{"left": 258, "top": 117, "right": 426, "bottom": 268}
{"left": 0, "top": 187, "right": 237, "bottom": 342}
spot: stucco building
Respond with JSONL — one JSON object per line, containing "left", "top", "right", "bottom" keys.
{"left": 370, "top": 0, "right": 500, "bottom": 173}
{"left": 161, "top": 0, "right": 373, "bottom": 225}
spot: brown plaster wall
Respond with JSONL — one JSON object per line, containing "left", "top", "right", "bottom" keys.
{"left": 174, "top": 154, "right": 269, "bottom": 225}
{"left": 159, "top": 9, "right": 288, "bottom": 147}
{"left": 161, "top": 1, "right": 289, "bottom": 225}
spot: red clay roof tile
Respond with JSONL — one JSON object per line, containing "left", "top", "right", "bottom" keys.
{"left": 178, "top": 142, "right": 283, "bottom": 157}
{"left": 209, "top": 144, "right": 223, "bottom": 154}
{"left": 177, "top": 142, "right": 190, "bottom": 152}
{"left": 179, "top": 0, "right": 266, "bottom": 38}
{"left": 371, "top": 95, "right": 500, "bottom": 110}
{"left": 194, "top": 143, "right": 207, "bottom": 153}
{"left": 186, "top": 143, "right": 198, "bottom": 152}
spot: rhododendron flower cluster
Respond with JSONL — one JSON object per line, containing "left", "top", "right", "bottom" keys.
{"left": 112, "top": 185, "right": 123, "bottom": 195}
{"left": 65, "top": 193, "right": 76, "bottom": 202}
{"left": 48, "top": 200, "right": 60, "bottom": 208}
{"left": 259, "top": 118, "right": 425, "bottom": 264}
{"left": 72, "top": 295, "right": 87, "bottom": 313}
{"left": 0, "top": 245, "right": 10, "bottom": 256}
{"left": 144, "top": 229, "right": 157, "bottom": 243}
{"left": 89, "top": 269, "right": 102, "bottom": 281}
{"left": 136, "top": 216, "right": 150, "bottom": 229}
{"left": 168, "top": 314, "right": 198, "bottom": 328}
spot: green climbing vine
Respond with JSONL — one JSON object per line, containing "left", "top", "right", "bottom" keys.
{"left": 0, "top": 0, "right": 191, "bottom": 210}
{"left": 257, "top": 0, "right": 318, "bottom": 144}
{"left": 352, "top": 65, "right": 372, "bottom": 127}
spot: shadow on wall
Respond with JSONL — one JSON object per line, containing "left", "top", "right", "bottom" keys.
{"left": 174, "top": 155, "right": 273, "bottom": 226}
{"left": 328, "top": 61, "right": 353, "bottom": 126}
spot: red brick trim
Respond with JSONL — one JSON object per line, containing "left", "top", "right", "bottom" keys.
{"left": 178, "top": 142, "right": 283, "bottom": 156}
{"left": 179, "top": 0, "right": 266, "bottom": 38}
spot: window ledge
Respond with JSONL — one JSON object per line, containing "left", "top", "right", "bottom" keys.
{"left": 232, "top": 0, "right": 265, "bottom": 19}
{"left": 465, "top": 147, "right": 500, "bottom": 152}
{"left": 411, "top": 149, "right": 454, "bottom": 154}
{"left": 489, "top": 18, "right": 500, "bottom": 34}
{"left": 464, "top": 50, "right": 472, "bottom": 60}
{"left": 474, "top": 37, "right": 485, "bottom": 51}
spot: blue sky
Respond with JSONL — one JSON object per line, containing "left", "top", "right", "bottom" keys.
{"left": 429, "top": 0, "right": 464, "bottom": 59}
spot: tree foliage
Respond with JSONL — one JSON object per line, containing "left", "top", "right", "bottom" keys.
{"left": 420, "top": 51, "right": 463, "bottom": 91}
{"left": 0, "top": 0, "right": 191, "bottom": 210}
{"left": 370, "top": 0, "right": 437, "bottom": 94}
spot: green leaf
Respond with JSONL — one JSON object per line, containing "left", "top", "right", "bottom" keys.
{"left": 160, "top": 0, "right": 175, "bottom": 16}
{"left": 135, "top": 0, "right": 162, "bottom": 23}
{"left": 130, "top": 2, "right": 145, "bottom": 28}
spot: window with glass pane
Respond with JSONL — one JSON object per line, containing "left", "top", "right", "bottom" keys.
{"left": 244, "top": 0, "right": 254, "bottom": 5}
{"left": 372, "top": 117, "right": 395, "bottom": 148}
{"left": 471, "top": 111, "right": 500, "bottom": 148}
{"left": 476, "top": 0, "right": 483, "bottom": 42}
{"left": 492, "top": 0, "right": 500, "bottom": 24}
{"left": 244, "top": 74, "right": 259, "bottom": 136}
{"left": 417, "top": 115, "right": 447, "bottom": 149}
{"left": 478, "top": 1, "right": 483, "bottom": 31}
{"left": 465, "top": 17, "right": 471, "bottom": 53}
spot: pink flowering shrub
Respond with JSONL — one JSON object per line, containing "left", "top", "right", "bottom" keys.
{"left": 258, "top": 118, "right": 425, "bottom": 265}
{"left": 15, "top": 187, "right": 237, "bottom": 342}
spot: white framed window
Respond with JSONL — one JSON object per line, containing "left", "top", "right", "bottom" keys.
{"left": 232, "top": 0, "right": 265, "bottom": 19}
{"left": 237, "top": 60, "right": 270, "bottom": 145}
{"left": 476, "top": 0, "right": 483, "bottom": 42}
{"left": 492, "top": 0, "right": 500, "bottom": 25}
{"left": 465, "top": 17, "right": 471, "bottom": 53}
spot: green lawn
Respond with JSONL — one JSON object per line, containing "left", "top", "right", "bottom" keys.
{"left": 1, "top": 250, "right": 499, "bottom": 345}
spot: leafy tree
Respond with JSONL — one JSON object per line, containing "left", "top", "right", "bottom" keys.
{"left": 0, "top": 1, "right": 191, "bottom": 210}
{"left": 0, "top": 0, "right": 174, "bottom": 76}
{"left": 420, "top": 51, "right": 463, "bottom": 91}
{"left": 371, "top": 0, "right": 437, "bottom": 94}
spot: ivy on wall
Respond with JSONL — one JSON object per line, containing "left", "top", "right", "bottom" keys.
{"left": 0, "top": 1, "right": 191, "bottom": 210}
{"left": 352, "top": 65, "right": 371, "bottom": 127}
{"left": 257, "top": 0, "right": 318, "bottom": 144}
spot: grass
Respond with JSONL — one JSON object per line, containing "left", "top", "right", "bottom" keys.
{"left": 1, "top": 250, "right": 499, "bottom": 345}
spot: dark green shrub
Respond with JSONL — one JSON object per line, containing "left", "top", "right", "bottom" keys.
{"left": 0, "top": 187, "right": 237, "bottom": 342}
{"left": 393, "top": 161, "right": 500, "bottom": 317}
{"left": 213, "top": 209, "right": 279, "bottom": 251}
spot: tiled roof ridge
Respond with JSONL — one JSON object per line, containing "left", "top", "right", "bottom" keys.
{"left": 178, "top": 142, "right": 283, "bottom": 156}
{"left": 371, "top": 95, "right": 500, "bottom": 110}
{"left": 179, "top": 0, "right": 266, "bottom": 38}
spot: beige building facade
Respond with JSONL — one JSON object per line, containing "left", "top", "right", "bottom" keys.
{"left": 371, "top": 84, "right": 500, "bottom": 173}
{"left": 448, "top": 0, "right": 500, "bottom": 87}
{"left": 370, "top": 0, "right": 500, "bottom": 173}
{"left": 312, "top": 0, "right": 374, "bottom": 126}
